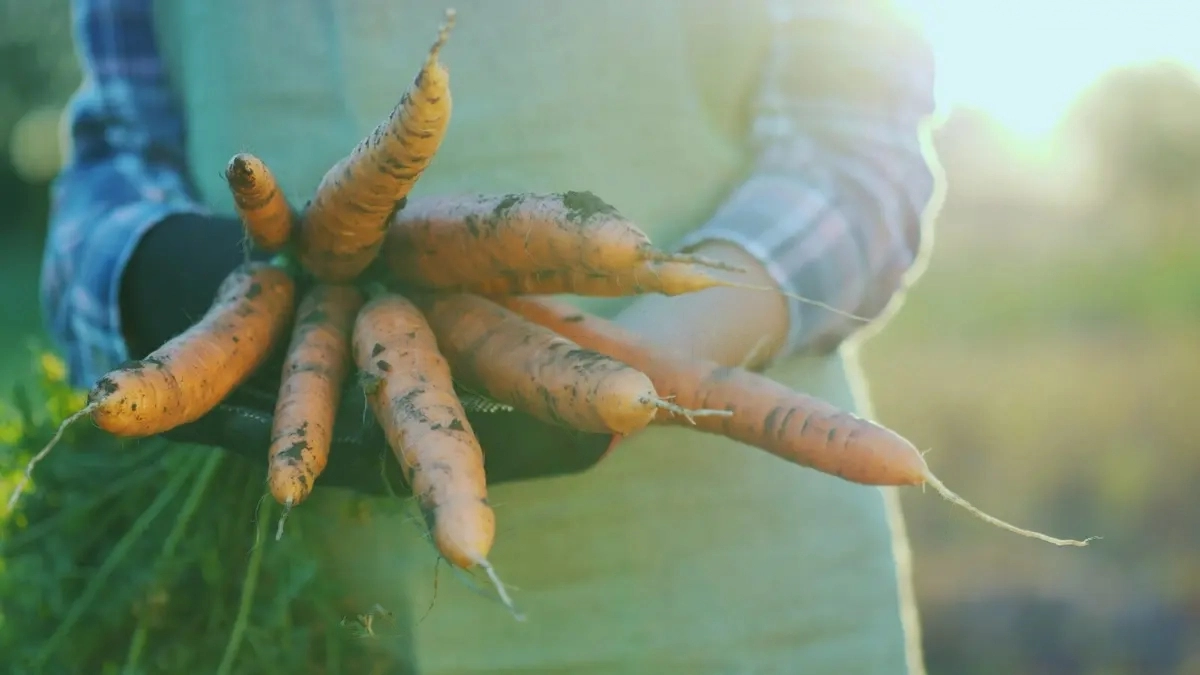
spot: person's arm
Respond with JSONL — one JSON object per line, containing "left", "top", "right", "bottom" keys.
{"left": 39, "top": 0, "right": 223, "bottom": 390}
{"left": 616, "top": 0, "right": 941, "bottom": 370}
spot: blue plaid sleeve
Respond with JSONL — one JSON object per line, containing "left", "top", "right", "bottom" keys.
{"left": 677, "top": 0, "right": 941, "bottom": 362}
{"left": 40, "top": 0, "right": 210, "bottom": 389}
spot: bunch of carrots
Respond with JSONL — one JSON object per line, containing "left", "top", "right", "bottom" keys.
{"left": 7, "top": 9, "right": 1093, "bottom": 619}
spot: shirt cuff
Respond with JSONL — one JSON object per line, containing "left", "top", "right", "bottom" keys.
{"left": 46, "top": 197, "right": 209, "bottom": 390}
{"left": 673, "top": 172, "right": 854, "bottom": 364}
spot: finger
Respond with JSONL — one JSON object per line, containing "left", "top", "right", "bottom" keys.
{"left": 161, "top": 404, "right": 273, "bottom": 456}
{"left": 160, "top": 393, "right": 398, "bottom": 498}
{"left": 222, "top": 380, "right": 280, "bottom": 411}
{"left": 212, "top": 398, "right": 397, "bottom": 497}
{"left": 466, "top": 408, "right": 614, "bottom": 483}
{"left": 323, "top": 437, "right": 404, "bottom": 498}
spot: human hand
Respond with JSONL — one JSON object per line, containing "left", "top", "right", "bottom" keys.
{"left": 611, "top": 240, "right": 791, "bottom": 371}
{"left": 160, "top": 372, "right": 619, "bottom": 497}
{"left": 119, "top": 213, "right": 616, "bottom": 497}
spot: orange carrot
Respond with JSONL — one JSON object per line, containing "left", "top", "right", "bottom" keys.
{"left": 352, "top": 290, "right": 521, "bottom": 614}
{"left": 499, "top": 296, "right": 915, "bottom": 484}
{"left": 8, "top": 262, "right": 295, "bottom": 513}
{"left": 297, "top": 10, "right": 456, "bottom": 283}
{"left": 268, "top": 284, "right": 364, "bottom": 519}
{"left": 93, "top": 262, "right": 295, "bottom": 436}
{"left": 461, "top": 260, "right": 872, "bottom": 328}
{"left": 383, "top": 192, "right": 741, "bottom": 289}
{"left": 417, "top": 292, "right": 727, "bottom": 435}
{"left": 460, "top": 261, "right": 715, "bottom": 297}
{"left": 225, "top": 152, "right": 295, "bottom": 252}
{"left": 499, "top": 296, "right": 1096, "bottom": 547}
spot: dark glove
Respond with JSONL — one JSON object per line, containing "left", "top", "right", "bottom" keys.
{"left": 118, "top": 213, "right": 616, "bottom": 497}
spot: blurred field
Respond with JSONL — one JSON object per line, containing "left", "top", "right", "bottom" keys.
{"left": 861, "top": 209, "right": 1200, "bottom": 674}
{"left": 0, "top": 222, "right": 47, "bottom": 395}
{"left": 3, "top": 4, "right": 1200, "bottom": 674}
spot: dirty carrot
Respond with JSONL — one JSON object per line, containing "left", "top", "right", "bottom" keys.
{"left": 417, "top": 292, "right": 728, "bottom": 435}
{"left": 499, "top": 296, "right": 1096, "bottom": 548}
{"left": 382, "top": 191, "right": 742, "bottom": 288}
{"left": 297, "top": 9, "right": 457, "bottom": 283}
{"left": 268, "top": 283, "right": 364, "bottom": 535}
{"left": 225, "top": 152, "right": 295, "bottom": 252}
{"left": 352, "top": 289, "right": 521, "bottom": 618}
{"left": 7, "top": 261, "right": 295, "bottom": 513}
{"left": 463, "top": 261, "right": 870, "bottom": 322}
{"left": 462, "top": 262, "right": 715, "bottom": 297}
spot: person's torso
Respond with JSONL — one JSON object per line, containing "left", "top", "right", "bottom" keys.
{"left": 151, "top": 5, "right": 918, "bottom": 671}
{"left": 154, "top": 0, "right": 772, "bottom": 318}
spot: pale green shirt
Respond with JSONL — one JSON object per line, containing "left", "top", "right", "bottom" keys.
{"left": 152, "top": 1, "right": 927, "bottom": 672}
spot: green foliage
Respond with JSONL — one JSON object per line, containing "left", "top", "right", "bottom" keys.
{"left": 0, "top": 352, "right": 384, "bottom": 674}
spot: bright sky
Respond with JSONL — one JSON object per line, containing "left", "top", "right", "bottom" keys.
{"left": 904, "top": 0, "right": 1200, "bottom": 142}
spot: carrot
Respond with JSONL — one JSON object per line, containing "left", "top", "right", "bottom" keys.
{"left": 225, "top": 152, "right": 295, "bottom": 252}
{"left": 499, "top": 296, "right": 1097, "bottom": 548}
{"left": 7, "top": 261, "right": 295, "bottom": 513}
{"left": 499, "top": 297, "right": 911, "bottom": 483}
{"left": 352, "top": 289, "right": 521, "bottom": 616}
{"left": 92, "top": 261, "right": 294, "bottom": 436}
{"left": 416, "top": 292, "right": 729, "bottom": 435}
{"left": 297, "top": 10, "right": 456, "bottom": 283}
{"left": 461, "top": 261, "right": 715, "bottom": 297}
{"left": 267, "top": 283, "right": 364, "bottom": 534}
{"left": 382, "top": 191, "right": 742, "bottom": 289}
{"left": 462, "top": 260, "right": 872, "bottom": 330}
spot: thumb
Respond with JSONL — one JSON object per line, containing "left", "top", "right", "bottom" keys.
{"left": 161, "top": 403, "right": 273, "bottom": 462}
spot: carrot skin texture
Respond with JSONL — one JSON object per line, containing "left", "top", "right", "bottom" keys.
{"left": 418, "top": 293, "right": 664, "bottom": 435}
{"left": 383, "top": 191, "right": 662, "bottom": 288}
{"left": 268, "top": 284, "right": 364, "bottom": 506}
{"left": 353, "top": 292, "right": 495, "bottom": 569}
{"left": 465, "top": 261, "right": 728, "bottom": 297}
{"left": 225, "top": 153, "right": 294, "bottom": 252}
{"left": 89, "top": 262, "right": 296, "bottom": 437}
{"left": 297, "top": 20, "right": 454, "bottom": 283}
{"left": 499, "top": 297, "right": 928, "bottom": 487}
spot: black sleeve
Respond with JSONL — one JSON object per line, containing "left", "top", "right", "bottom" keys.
{"left": 117, "top": 214, "right": 292, "bottom": 392}
{"left": 119, "top": 213, "right": 261, "bottom": 358}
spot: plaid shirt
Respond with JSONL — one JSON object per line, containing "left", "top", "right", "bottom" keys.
{"left": 41, "top": 0, "right": 939, "bottom": 389}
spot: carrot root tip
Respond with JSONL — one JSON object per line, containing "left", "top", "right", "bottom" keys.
{"left": 6, "top": 404, "right": 95, "bottom": 514}
{"left": 646, "top": 397, "right": 732, "bottom": 426}
{"left": 652, "top": 252, "right": 745, "bottom": 274}
{"left": 428, "top": 8, "right": 457, "bottom": 63}
{"left": 922, "top": 469, "right": 1099, "bottom": 547}
{"left": 717, "top": 278, "right": 874, "bottom": 325}
{"left": 275, "top": 495, "right": 294, "bottom": 542}
{"left": 774, "top": 288, "right": 872, "bottom": 323}
{"left": 477, "top": 558, "right": 525, "bottom": 622}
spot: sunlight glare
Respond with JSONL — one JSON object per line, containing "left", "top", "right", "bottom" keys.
{"left": 899, "top": 0, "right": 1200, "bottom": 144}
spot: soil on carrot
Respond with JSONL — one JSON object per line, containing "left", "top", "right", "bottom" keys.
{"left": 491, "top": 194, "right": 522, "bottom": 219}
{"left": 559, "top": 190, "right": 620, "bottom": 222}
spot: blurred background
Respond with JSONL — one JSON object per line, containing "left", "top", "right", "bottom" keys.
{"left": 1, "top": 2, "right": 1197, "bottom": 674}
